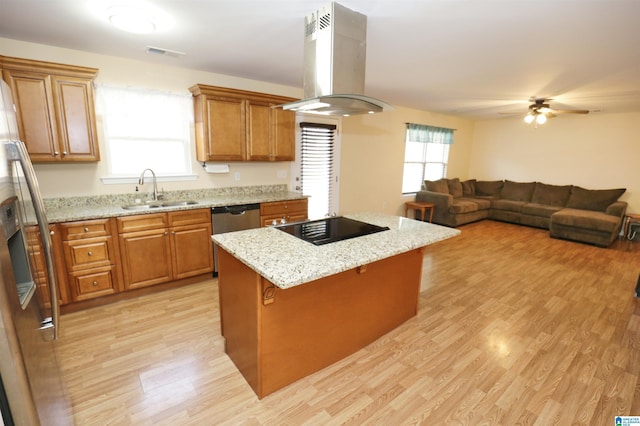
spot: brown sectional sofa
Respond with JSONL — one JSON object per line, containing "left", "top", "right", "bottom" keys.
{"left": 415, "top": 178, "right": 627, "bottom": 247}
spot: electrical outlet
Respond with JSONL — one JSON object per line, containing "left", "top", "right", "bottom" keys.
{"left": 234, "top": 172, "right": 240, "bottom": 181}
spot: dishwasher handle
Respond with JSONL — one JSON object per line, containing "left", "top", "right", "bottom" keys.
{"left": 212, "top": 203, "right": 260, "bottom": 215}
{"left": 226, "top": 205, "right": 248, "bottom": 215}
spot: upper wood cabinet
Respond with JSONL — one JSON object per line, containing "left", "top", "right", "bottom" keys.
{"left": 189, "top": 84, "right": 297, "bottom": 162}
{"left": 0, "top": 55, "right": 100, "bottom": 163}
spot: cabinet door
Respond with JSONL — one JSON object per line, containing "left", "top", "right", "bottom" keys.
{"left": 3, "top": 69, "right": 59, "bottom": 161}
{"left": 204, "top": 96, "right": 245, "bottom": 161}
{"left": 271, "top": 107, "right": 295, "bottom": 161}
{"left": 25, "top": 224, "right": 70, "bottom": 307}
{"left": 52, "top": 76, "right": 100, "bottom": 161}
{"left": 119, "top": 228, "right": 172, "bottom": 290}
{"left": 170, "top": 223, "right": 214, "bottom": 279}
{"left": 245, "top": 100, "right": 272, "bottom": 161}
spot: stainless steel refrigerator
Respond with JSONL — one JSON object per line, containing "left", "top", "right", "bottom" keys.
{"left": 0, "top": 80, "right": 72, "bottom": 424}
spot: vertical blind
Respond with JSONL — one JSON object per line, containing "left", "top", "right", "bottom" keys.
{"left": 300, "top": 122, "right": 337, "bottom": 218}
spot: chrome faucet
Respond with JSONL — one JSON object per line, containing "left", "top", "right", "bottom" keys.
{"left": 138, "top": 168, "right": 159, "bottom": 201}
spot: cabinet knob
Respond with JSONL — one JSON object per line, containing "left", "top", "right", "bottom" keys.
{"left": 172, "top": 231, "right": 176, "bottom": 235}
{"left": 62, "top": 151, "right": 68, "bottom": 156}
{"left": 87, "top": 251, "right": 93, "bottom": 256}
{"left": 53, "top": 151, "right": 59, "bottom": 156}
{"left": 50, "top": 230, "right": 55, "bottom": 236}
{"left": 92, "top": 281, "right": 98, "bottom": 286}
{"left": 164, "top": 231, "right": 169, "bottom": 236}
{"left": 84, "top": 227, "right": 89, "bottom": 232}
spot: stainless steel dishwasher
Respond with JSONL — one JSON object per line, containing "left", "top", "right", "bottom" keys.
{"left": 211, "top": 203, "right": 261, "bottom": 275}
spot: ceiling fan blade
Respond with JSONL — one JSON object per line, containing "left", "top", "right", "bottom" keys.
{"left": 552, "top": 109, "right": 590, "bottom": 115}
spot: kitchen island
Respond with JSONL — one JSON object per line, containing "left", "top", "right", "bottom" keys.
{"left": 212, "top": 212, "right": 460, "bottom": 398}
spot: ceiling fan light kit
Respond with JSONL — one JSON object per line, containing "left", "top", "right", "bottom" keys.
{"left": 522, "top": 98, "right": 589, "bottom": 125}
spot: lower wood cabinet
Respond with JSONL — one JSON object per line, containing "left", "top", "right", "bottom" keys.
{"left": 59, "top": 218, "right": 122, "bottom": 302}
{"left": 260, "top": 199, "right": 308, "bottom": 226}
{"left": 117, "top": 209, "right": 213, "bottom": 290}
{"left": 25, "top": 224, "right": 70, "bottom": 308}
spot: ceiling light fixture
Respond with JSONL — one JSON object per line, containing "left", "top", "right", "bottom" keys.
{"left": 524, "top": 110, "right": 548, "bottom": 125}
{"left": 536, "top": 113, "right": 547, "bottom": 125}
{"left": 108, "top": 6, "right": 156, "bottom": 34}
{"left": 524, "top": 113, "right": 535, "bottom": 124}
{"left": 88, "top": 1, "right": 174, "bottom": 34}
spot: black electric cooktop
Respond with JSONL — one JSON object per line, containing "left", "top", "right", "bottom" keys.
{"left": 277, "top": 216, "right": 390, "bottom": 246}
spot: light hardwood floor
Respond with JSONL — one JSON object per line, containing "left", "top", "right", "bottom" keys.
{"left": 56, "top": 220, "right": 640, "bottom": 425}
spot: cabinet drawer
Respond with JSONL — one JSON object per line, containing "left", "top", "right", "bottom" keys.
{"left": 260, "top": 199, "right": 308, "bottom": 216}
{"left": 70, "top": 267, "right": 117, "bottom": 301}
{"left": 168, "top": 209, "right": 211, "bottom": 227}
{"left": 60, "top": 218, "right": 111, "bottom": 240}
{"left": 117, "top": 213, "right": 168, "bottom": 233}
{"left": 65, "top": 238, "right": 112, "bottom": 270}
{"left": 261, "top": 212, "right": 308, "bottom": 227}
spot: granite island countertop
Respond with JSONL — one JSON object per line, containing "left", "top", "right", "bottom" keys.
{"left": 212, "top": 212, "right": 460, "bottom": 289}
{"left": 43, "top": 185, "right": 305, "bottom": 223}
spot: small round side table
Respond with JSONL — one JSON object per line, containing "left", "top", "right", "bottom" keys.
{"left": 404, "top": 201, "right": 435, "bottom": 223}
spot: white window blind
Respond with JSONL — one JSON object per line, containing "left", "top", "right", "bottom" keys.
{"left": 300, "top": 122, "right": 337, "bottom": 218}
{"left": 96, "top": 84, "right": 193, "bottom": 179}
{"left": 402, "top": 124, "right": 453, "bottom": 194}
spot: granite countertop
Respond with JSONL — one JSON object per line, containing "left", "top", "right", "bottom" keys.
{"left": 43, "top": 185, "right": 304, "bottom": 223}
{"left": 212, "top": 212, "right": 461, "bottom": 289}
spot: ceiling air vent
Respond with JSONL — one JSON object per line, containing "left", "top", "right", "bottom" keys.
{"left": 145, "top": 46, "right": 185, "bottom": 58}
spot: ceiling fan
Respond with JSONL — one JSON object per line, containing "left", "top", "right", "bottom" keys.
{"left": 522, "top": 98, "right": 590, "bottom": 125}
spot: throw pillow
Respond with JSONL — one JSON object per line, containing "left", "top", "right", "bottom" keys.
{"left": 424, "top": 178, "right": 449, "bottom": 194}
{"left": 462, "top": 179, "right": 476, "bottom": 196}
{"left": 531, "top": 182, "right": 573, "bottom": 207}
{"left": 501, "top": 180, "right": 536, "bottom": 202}
{"left": 566, "top": 186, "right": 626, "bottom": 212}
{"left": 475, "top": 180, "right": 504, "bottom": 196}
{"left": 447, "top": 178, "right": 463, "bottom": 198}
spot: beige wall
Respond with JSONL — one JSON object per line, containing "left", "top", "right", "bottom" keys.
{"left": 339, "top": 107, "right": 475, "bottom": 216}
{"left": 3, "top": 37, "right": 638, "bottom": 216}
{"left": 1, "top": 38, "right": 302, "bottom": 198}
{"left": 471, "top": 113, "right": 640, "bottom": 213}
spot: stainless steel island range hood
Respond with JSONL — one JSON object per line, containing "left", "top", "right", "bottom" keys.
{"left": 282, "top": 2, "right": 393, "bottom": 116}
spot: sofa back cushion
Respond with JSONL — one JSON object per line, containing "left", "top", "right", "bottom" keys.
{"left": 424, "top": 178, "right": 449, "bottom": 194}
{"left": 501, "top": 180, "right": 536, "bottom": 201}
{"left": 462, "top": 179, "right": 476, "bottom": 196}
{"left": 447, "top": 178, "right": 463, "bottom": 198}
{"left": 566, "top": 186, "right": 626, "bottom": 212}
{"left": 531, "top": 182, "right": 573, "bottom": 207}
{"left": 475, "top": 180, "right": 503, "bottom": 196}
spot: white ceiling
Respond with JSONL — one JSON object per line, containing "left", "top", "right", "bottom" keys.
{"left": 1, "top": 0, "right": 639, "bottom": 119}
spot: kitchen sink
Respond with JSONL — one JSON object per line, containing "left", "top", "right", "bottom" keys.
{"left": 121, "top": 200, "right": 198, "bottom": 210}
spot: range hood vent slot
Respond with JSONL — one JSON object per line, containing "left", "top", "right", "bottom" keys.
{"left": 282, "top": 2, "right": 392, "bottom": 117}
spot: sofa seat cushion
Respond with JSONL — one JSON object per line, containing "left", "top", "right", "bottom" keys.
{"left": 522, "top": 203, "right": 564, "bottom": 218}
{"left": 491, "top": 199, "right": 526, "bottom": 213}
{"left": 551, "top": 208, "right": 620, "bottom": 233}
{"left": 463, "top": 197, "right": 491, "bottom": 210}
{"left": 449, "top": 199, "right": 479, "bottom": 214}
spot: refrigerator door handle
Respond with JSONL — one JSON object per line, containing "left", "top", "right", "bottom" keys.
{"left": 8, "top": 140, "right": 60, "bottom": 340}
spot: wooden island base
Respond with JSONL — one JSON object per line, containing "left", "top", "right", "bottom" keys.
{"left": 217, "top": 247, "right": 425, "bottom": 399}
